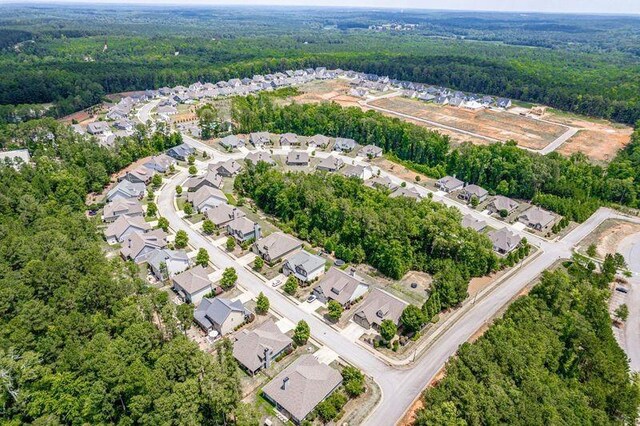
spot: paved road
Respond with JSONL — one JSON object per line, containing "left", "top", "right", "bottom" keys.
{"left": 617, "top": 233, "right": 640, "bottom": 372}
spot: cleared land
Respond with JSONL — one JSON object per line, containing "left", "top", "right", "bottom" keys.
{"left": 578, "top": 219, "right": 640, "bottom": 258}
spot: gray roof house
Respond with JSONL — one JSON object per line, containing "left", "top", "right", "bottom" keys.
{"left": 518, "top": 207, "right": 556, "bottom": 231}
{"left": 462, "top": 214, "right": 488, "bottom": 232}
{"left": 316, "top": 156, "right": 344, "bottom": 172}
{"left": 87, "top": 121, "right": 110, "bottom": 135}
{"left": 147, "top": 249, "right": 190, "bottom": 281}
{"left": 167, "top": 143, "right": 195, "bottom": 161}
{"left": 220, "top": 135, "right": 245, "bottom": 150}
{"left": 358, "top": 144, "right": 383, "bottom": 158}
{"left": 250, "top": 132, "right": 271, "bottom": 146}
{"left": 283, "top": 250, "right": 326, "bottom": 283}
{"left": 313, "top": 267, "right": 369, "bottom": 307}
{"left": 487, "top": 228, "right": 522, "bottom": 255}
{"left": 286, "top": 151, "right": 309, "bottom": 166}
{"left": 254, "top": 232, "right": 303, "bottom": 264}
{"left": 120, "top": 229, "right": 168, "bottom": 263}
{"left": 245, "top": 151, "right": 275, "bottom": 166}
{"left": 233, "top": 319, "right": 293, "bottom": 375}
{"left": 204, "top": 203, "right": 246, "bottom": 228}
{"left": 353, "top": 288, "right": 408, "bottom": 330}
{"left": 333, "top": 137, "right": 357, "bottom": 152}
{"left": 435, "top": 176, "right": 464, "bottom": 193}
{"left": 144, "top": 154, "right": 176, "bottom": 173}
{"left": 172, "top": 265, "right": 216, "bottom": 304}
{"left": 497, "top": 98, "right": 512, "bottom": 109}
{"left": 459, "top": 184, "right": 489, "bottom": 203}
{"left": 106, "top": 180, "right": 146, "bottom": 202}
{"left": 123, "top": 167, "right": 154, "bottom": 185}
{"left": 183, "top": 171, "right": 224, "bottom": 192}
{"left": 308, "top": 134, "right": 329, "bottom": 148}
{"left": 488, "top": 195, "right": 520, "bottom": 215}
{"left": 262, "top": 354, "right": 342, "bottom": 425}
{"left": 187, "top": 186, "right": 227, "bottom": 212}
{"left": 209, "top": 159, "right": 242, "bottom": 177}
{"left": 341, "top": 164, "right": 374, "bottom": 180}
{"left": 104, "top": 215, "right": 150, "bottom": 244}
{"left": 102, "top": 199, "right": 143, "bottom": 222}
{"left": 389, "top": 186, "right": 421, "bottom": 200}
{"left": 364, "top": 176, "right": 398, "bottom": 192}
{"left": 227, "top": 217, "right": 261, "bottom": 242}
{"left": 195, "top": 297, "right": 249, "bottom": 335}
{"left": 280, "top": 133, "right": 300, "bottom": 146}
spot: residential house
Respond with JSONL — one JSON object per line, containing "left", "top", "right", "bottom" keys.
{"left": 245, "top": 151, "right": 275, "bottom": 166}
{"left": 497, "top": 98, "right": 512, "bottom": 109}
{"left": 316, "top": 156, "right": 344, "bottom": 172}
{"left": 187, "top": 186, "right": 227, "bottom": 212}
{"left": 262, "top": 354, "right": 342, "bottom": 425}
{"left": 104, "top": 215, "right": 150, "bottom": 244}
{"left": 120, "top": 229, "right": 168, "bottom": 263}
{"left": 183, "top": 171, "right": 224, "bottom": 192}
{"left": 279, "top": 133, "right": 300, "bottom": 146}
{"left": 123, "top": 167, "right": 154, "bottom": 185}
{"left": 488, "top": 195, "right": 520, "bottom": 215}
{"left": 0, "top": 149, "right": 30, "bottom": 167}
{"left": 144, "top": 154, "right": 176, "bottom": 173}
{"left": 286, "top": 151, "right": 309, "bottom": 166}
{"left": 462, "top": 100, "right": 484, "bottom": 111}
{"left": 87, "top": 121, "right": 110, "bottom": 135}
{"left": 365, "top": 176, "right": 398, "bottom": 191}
{"left": 254, "top": 232, "right": 303, "bottom": 264}
{"left": 358, "top": 144, "right": 383, "bottom": 158}
{"left": 313, "top": 267, "right": 369, "bottom": 307}
{"left": 434, "top": 95, "right": 449, "bottom": 105}
{"left": 147, "top": 249, "right": 190, "bottom": 281}
{"left": 417, "top": 93, "right": 436, "bottom": 102}
{"left": 518, "top": 207, "right": 556, "bottom": 231}
{"left": 167, "top": 143, "right": 195, "bottom": 161}
{"left": 435, "top": 176, "right": 464, "bottom": 193}
{"left": 106, "top": 180, "right": 146, "bottom": 202}
{"left": 227, "top": 217, "right": 261, "bottom": 242}
{"left": 209, "top": 159, "right": 242, "bottom": 177}
{"left": 458, "top": 184, "right": 489, "bottom": 203}
{"left": 389, "top": 186, "right": 421, "bottom": 200}
{"left": 462, "top": 214, "right": 488, "bottom": 232}
{"left": 113, "top": 119, "right": 134, "bottom": 132}
{"left": 333, "top": 137, "right": 357, "bottom": 152}
{"left": 220, "top": 135, "right": 245, "bottom": 150}
{"left": 449, "top": 97, "right": 464, "bottom": 107}
{"left": 172, "top": 265, "right": 216, "bottom": 304}
{"left": 308, "top": 134, "right": 329, "bottom": 148}
{"left": 282, "top": 250, "right": 326, "bottom": 283}
{"left": 341, "top": 164, "right": 374, "bottom": 180}
{"left": 205, "top": 203, "right": 246, "bottom": 228}
{"left": 353, "top": 288, "right": 408, "bottom": 330}
{"left": 487, "top": 228, "right": 522, "bottom": 255}
{"left": 194, "top": 297, "right": 249, "bottom": 335}
{"left": 249, "top": 132, "right": 271, "bottom": 147}
{"left": 233, "top": 319, "right": 293, "bottom": 375}
{"left": 102, "top": 199, "right": 143, "bottom": 222}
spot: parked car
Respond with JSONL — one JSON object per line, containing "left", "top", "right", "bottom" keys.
{"left": 307, "top": 294, "right": 317, "bottom": 303}
{"left": 272, "top": 279, "right": 282, "bottom": 287}
{"left": 616, "top": 287, "right": 628, "bottom": 294}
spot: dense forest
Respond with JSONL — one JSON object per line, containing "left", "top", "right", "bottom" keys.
{"left": 0, "top": 120, "right": 253, "bottom": 424}
{"left": 232, "top": 96, "right": 640, "bottom": 221}
{"left": 234, "top": 162, "right": 498, "bottom": 309}
{"left": 0, "top": 6, "right": 639, "bottom": 124}
{"left": 414, "top": 255, "right": 639, "bottom": 425}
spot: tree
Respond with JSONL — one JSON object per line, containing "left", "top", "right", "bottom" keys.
{"left": 183, "top": 202, "right": 194, "bottom": 216}
{"left": 198, "top": 105, "right": 221, "bottom": 140}
{"left": 499, "top": 209, "right": 509, "bottom": 218}
{"left": 342, "top": 366, "right": 365, "bottom": 397}
{"left": 226, "top": 236, "right": 236, "bottom": 251}
{"left": 283, "top": 275, "right": 298, "bottom": 295}
{"left": 220, "top": 267, "right": 237, "bottom": 290}
{"left": 400, "top": 305, "right": 426, "bottom": 334}
{"left": 202, "top": 219, "right": 215, "bottom": 235}
{"left": 255, "top": 292, "right": 269, "bottom": 314}
{"left": 146, "top": 202, "right": 158, "bottom": 217}
{"left": 176, "top": 185, "right": 183, "bottom": 195}
{"left": 195, "top": 248, "right": 210, "bottom": 267}
{"left": 176, "top": 303, "right": 194, "bottom": 333}
{"left": 327, "top": 300, "right": 344, "bottom": 322}
{"left": 470, "top": 195, "right": 479, "bottom": 208}
{"left": 253, "top": 256, "right": 264, "bottom": 271}
{"left": 380, "top": 319, "right": 397, "bottom": 343}
{"left": 157, "top": 216, "right": 169, "bottom": 232}
{"left": 188, "top": 165, "right": 197, "bottom": 175}
{"left": 152, "top": 173, "right": 163, "bottom": 188}
{"left": 188, "top": 154, "right": 196, "bottom": 165}
{"left": 615, "top": 304, "right": 629, "bottom": 322}
{"left": 175, "top": 230, "right": 189, "bottom": 248}
{"left": 293, "top": 320, "right": 310, "bottom": 346}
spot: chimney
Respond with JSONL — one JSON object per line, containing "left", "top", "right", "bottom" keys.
{"left": 254, "top": 223, "right": 261, "bottom": 241}
{"left": 282, "top": 377, "right": 289, "bottom": 390}
{"left": 264, "top": 347, "right": 273, "bottom": 369}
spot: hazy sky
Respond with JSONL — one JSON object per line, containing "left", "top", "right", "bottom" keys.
{"left": 5, "top": 0, "right": 640, "bottom": 15}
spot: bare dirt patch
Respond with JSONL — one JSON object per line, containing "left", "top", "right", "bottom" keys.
{"left": 289, "top": 79, "right": 359, "bottom": 107}
{"left": 553, "top": 122, "right": 633, "bottom": 163}
{"left": 578, "top": 219, "right": 640, "bottom": 258}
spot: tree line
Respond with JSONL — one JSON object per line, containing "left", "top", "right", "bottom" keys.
{"left": 232, "top": 96, "right": 640, "bottom": 222}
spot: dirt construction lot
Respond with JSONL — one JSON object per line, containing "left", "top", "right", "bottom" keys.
{"left": 578, "top": 219, "right": 640, "bottom": 259}
{"left": 370, "top": 96, "right": 568, "bottom": 150}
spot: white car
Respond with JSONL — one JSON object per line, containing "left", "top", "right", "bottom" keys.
{"left": 272, "top": 279, "right": 282, "bottom": 287}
